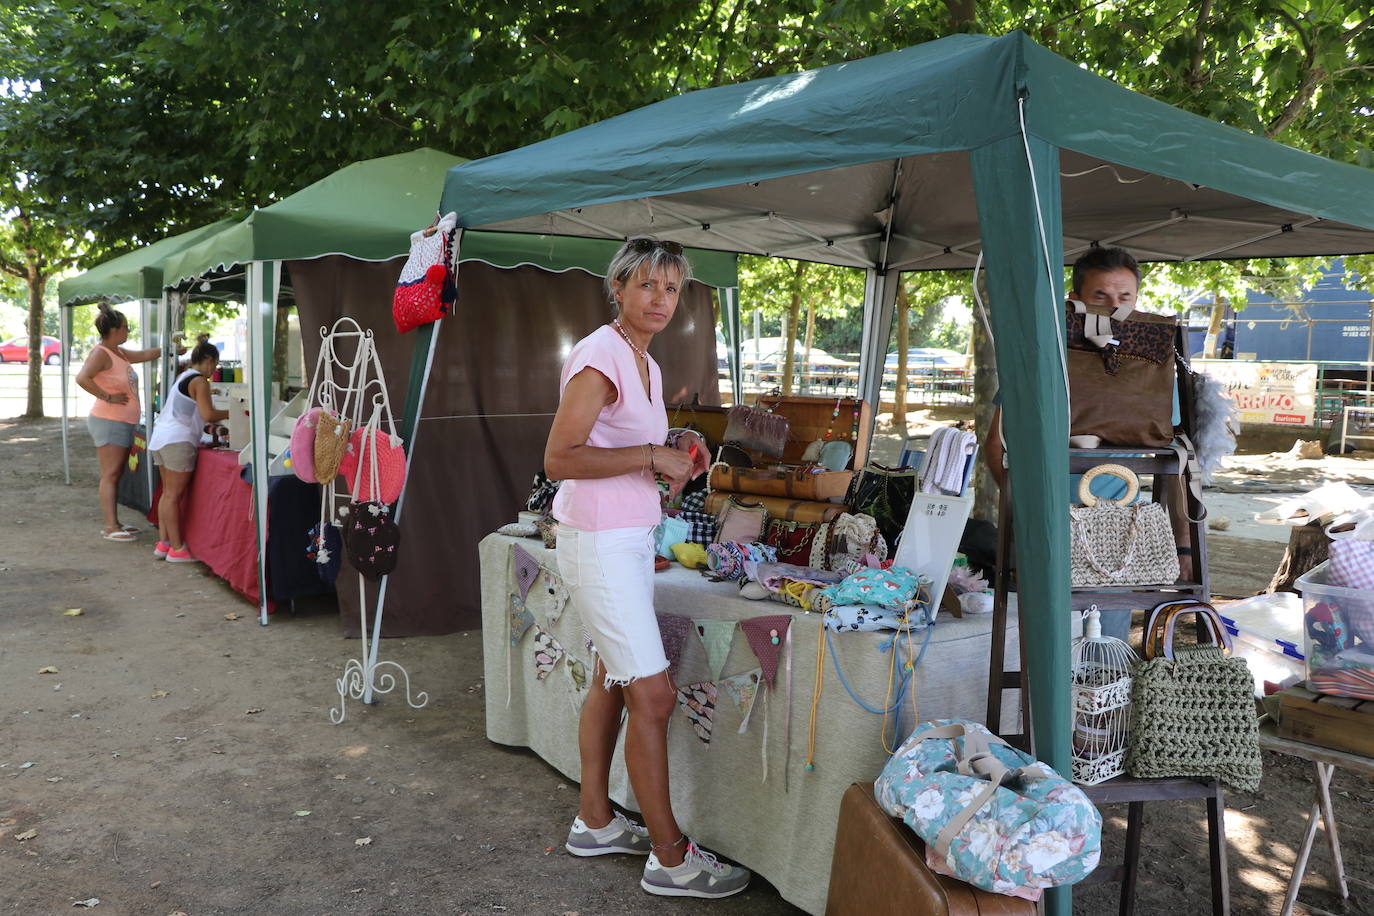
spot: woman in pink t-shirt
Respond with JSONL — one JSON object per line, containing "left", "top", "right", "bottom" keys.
{"left": 75, "top": 303, "right": 168, "bottom": 542}
{"left": 545, "top": 239, "right": 748, "bottom": 898}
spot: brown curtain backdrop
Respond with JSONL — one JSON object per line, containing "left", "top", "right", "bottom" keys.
{"left": 289, "top": 255, "right": 720, "bottom": 636}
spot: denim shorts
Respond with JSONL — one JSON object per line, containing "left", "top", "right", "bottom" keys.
{"left": 87, "top": 415, "right": 136, "bottom": 449}
{"left": 556, "top": 524, "right": 668, "bottom": 687}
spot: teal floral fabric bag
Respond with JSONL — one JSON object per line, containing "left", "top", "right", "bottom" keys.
{"left": 874, "top": 719, "right": 1102, "bottom": 900}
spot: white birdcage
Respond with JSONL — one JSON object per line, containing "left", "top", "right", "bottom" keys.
{"left": 1070, "top": 606, "right": 1140, "bottom": 785}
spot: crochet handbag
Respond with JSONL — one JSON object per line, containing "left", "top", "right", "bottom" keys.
{"left": 1066, "top": 299, "right": 1178, "bottom": 448}
{"left": 313, "top": 411, "right": 352, "bottom": 485}
{"left": 337, "top": 402, "right": 407, "bottom": 505}
{"left": 1069, "top": 464, "right": 1179, "bottom": 587}
{"left": 289, "top": 407, "right": 322, "bottom": 483}
{"left": 874, "top": 719, "right": 1102, "bottom": 898}
{"left": 340, "top": 406, "right": 402, "bottom": 581}
{"left": 1127, "top": 600, "right": 1261, "bottom": 792}
{"left": 393, "top": 212, "right": 458, "bottom": 334}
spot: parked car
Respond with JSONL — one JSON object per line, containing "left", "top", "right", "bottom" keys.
{"left": 884, "top": 347, "right": 967, "bottom": 371}
{"left": 0, "top": 335, "right": 64, "bottom": 365}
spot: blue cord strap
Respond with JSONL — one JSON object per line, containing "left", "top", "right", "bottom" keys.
{"left": 822, "top": 623, "right": 933, "bottom": 717}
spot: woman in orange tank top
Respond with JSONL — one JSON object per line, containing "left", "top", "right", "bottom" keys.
{"left": 75, "top": 303, "right": 170, "bottom": 541}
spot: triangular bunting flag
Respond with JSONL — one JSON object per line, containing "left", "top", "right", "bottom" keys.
{"left": 739, "top": 615, "right": 793, "bottom": 687}
{"left": 693, "top": 619, "right": 737, "bottom": 680}
{"left": 508, "top": 594, "right": 535, "bottom": 646}
{"left": 532, "top": 626, "right": 565, "bottom": 680}
{"left": 543, "top": 570, "right": 569, "bottom": 623}
{"left": 657, "top": 613, "right": 693, "bottom": 677}
{"left": 676, "top": 681, "right": 718, "bottom": 745}
{"left": 566, "top": 655, "right": 589, "bottom": 691}
{"left": 720, "top": 668, "right": 763, "bottom": 734}
{"left": 512, "top": 544, "right": 540, "bottom": 601}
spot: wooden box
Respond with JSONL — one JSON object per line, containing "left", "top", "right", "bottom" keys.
{"left": 708, "top": 464, "right": 853, "bottom": 502}
{"left": 756, "top": 395, "right": 872, "bottom": 469}
{"left": 1278, "top": 682, "right": 1374, "bottom": 757}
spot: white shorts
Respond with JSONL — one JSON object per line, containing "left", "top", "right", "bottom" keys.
{"left": 555, "top": 524, "right": 668, "bottom": 687}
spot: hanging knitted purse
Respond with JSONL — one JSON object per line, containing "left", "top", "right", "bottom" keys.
{"left": 313, "top": 411, "right": 352, "bottom": 485}
{"left": 1127, "top": 600, "right": 1261, "bottom": 792}
{"left": 723, "top": 405, "right": 789, "bottom": 458}
{"left": 340, "top": 404, "right": 401, "bottom": 581}
{"left": 289, "top": 333, "right": 338, "bottom": 483}
{"left": 1069, "top": 464, "right": 1179, "bottom": 587}
{"left": 337, "top": 383, "right": 407, "bottom": 504}
{"left": 393, "top": 212, "right": 458, "bottom": 334}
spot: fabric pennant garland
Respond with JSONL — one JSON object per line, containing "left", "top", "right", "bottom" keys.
{"left": 720, "top": 668, "right": 763, "bottom": 734}
{"left": 512, "top": 543, "right": 540, "bottom": 601}
{"left": 693, "top": 619, "right": 737, "bottom": 680}
{"left": 566, "top": 656, "right": 589, "bottom": 691}
{"left": 543, "top": 569, "right": 569, "bottom": 623}
{"left": 508, "top": 594, "right": 536, "bottom": 646}
{"left": 676, "top": 681, "right": 718, "bottom": 745}
{"left": 739, "top": 615, "right": 793, "bottom": 688}
{"left": 532, "top": 626, "right": 565, "bottom": 680}
{"left": 657, "top": 613, "right": 693, "bottom": 677}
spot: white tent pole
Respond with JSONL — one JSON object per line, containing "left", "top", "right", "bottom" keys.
{"left": 141, "top": 298, "right": 157, "bottom": 507}
{"left": 247, "top": 261, "right": 280, "bottom": 626}
{"left": 722, "top": 287, "right": 742, "bottom": 404}
{"left": 364, "top": 315, "right": 443, "bottom": 703}
{"left": 857, "top": 268, "right": 899, "bottom": 418}
{"left": 60, "top": 305, "right": 71, "bottom": 485}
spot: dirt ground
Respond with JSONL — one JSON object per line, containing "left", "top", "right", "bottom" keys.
{"left": 3, "top": 417, "right": 1373, "bottom": 916}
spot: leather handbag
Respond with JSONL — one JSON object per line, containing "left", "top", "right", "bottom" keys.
{"left": 1069, "top": 464, "right": 1180, "bottom": 587}
{"left": 1066, "top": 299, "right": 1177, "bottom": 447}
{"left": 393, "top": 212, "right": 458, "bottom": 334}
{"left": 845, "top": 464, "right": 918, "bottom": 553}
{"left": 825, "top": 783, "right": 1036, "bottom": 916}
{"left": 763, "top": 517, "right": 826, "bottom": 564}
{"left": 1127, "top": 600, "right": 1262, "bottom": 792}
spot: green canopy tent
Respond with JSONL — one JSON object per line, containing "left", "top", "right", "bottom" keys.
{"left": 439, "top": 31, "right": 1374, "bottom": 909}
{"left": 55, "top": 218, "right": 240, "bottom": 492}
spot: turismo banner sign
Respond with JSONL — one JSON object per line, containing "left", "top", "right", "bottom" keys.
{"left": 1194, "top": 359, "right": 1317, "bottom": 427}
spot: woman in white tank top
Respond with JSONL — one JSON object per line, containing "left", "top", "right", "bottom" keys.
{"left": 147, "top": 342, "right": 228, "bottom": 563}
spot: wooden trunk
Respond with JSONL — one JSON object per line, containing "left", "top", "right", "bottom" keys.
{"left": 704, "top": 491, "right": 847, "bottom": 523}
{"left": 708, "top": 464, "right": 853, "bottom": 502}
{"left": 756, "top": 394, "right": 873, "bottom": 469}
{"left": 1278, "top": 682, "right": 1374, "bottom": 757}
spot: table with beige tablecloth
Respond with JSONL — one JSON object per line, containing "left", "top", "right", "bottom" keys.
{"left": 479, "top": 532, "right": 1021, "bottom": 915}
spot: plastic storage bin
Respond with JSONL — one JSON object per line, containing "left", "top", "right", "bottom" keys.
{"left": 1296, "top": 560, "right": 1374, "bottom": 700}
{"left": 1216, "top": 592, "right": 1306, "bottom": 695}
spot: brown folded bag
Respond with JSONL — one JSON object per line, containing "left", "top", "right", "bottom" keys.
{"left": 704, "top": 491, "right": 846, "bottom": 524}
{"left": 826, "top": 783, "right": 1036, "bottom": 916}
{"left": 1067, "top": 301, "right": 1176, "bottom": 448}
{"left": 709, "top": 464, "right": 854, "bottom": 502}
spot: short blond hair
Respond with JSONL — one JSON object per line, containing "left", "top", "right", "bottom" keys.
{"left": 605, "top": 238, "right": 693, "bottom": 313}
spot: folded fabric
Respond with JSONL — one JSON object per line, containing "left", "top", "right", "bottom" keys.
{"left": 819, "top": 565, "right": 928, "bottom": 611}
{"left": 818, "top": 596, "right": 935, "bottom": 632}
{"left": 671, "top": 541, "right": 710, "bottom": 569}
{"left": 753, "top": 562, "right": 844, "bottom": 591}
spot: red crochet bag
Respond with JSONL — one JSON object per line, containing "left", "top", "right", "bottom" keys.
{"left": 393, "top": 212, "right": 458, "bottom": 334}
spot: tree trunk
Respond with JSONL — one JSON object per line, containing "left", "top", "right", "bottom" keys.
{"left": 779, "top": 261, "right": 806, "bottom": 395}
{"left": 1203, "top": 295, "right": 1225, "bottom": 358}
{"left": 1266, "top": 521, "right": 1331, "bottom": 594}
{"left": 802, "top": 295, "right": 816, "bottom": 396}
{"left": 24, "top": 267, "right": 46, "bottom": 419}
{"left": 971, "top": 280, "right": 998, "bottom": 523}
{"left": 893, "top": 281, "right": 910, "bottom": 429}
{"left": 273, "top": 303, "right": 291, "bottom": 396}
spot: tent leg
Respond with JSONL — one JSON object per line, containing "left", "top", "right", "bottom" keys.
{"left": 858, "top": 268, "right": 898, "bottom": 439}
{"left": 247, "top": 262, "right": 280, "bottom": 626}
{"left": 61, "top": 306, "right": 71, "bottom": 486}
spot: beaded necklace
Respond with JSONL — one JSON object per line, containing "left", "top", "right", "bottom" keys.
{"left": 821, "top": 397, "right": 862, "bottom": 442}
{"left": 611, "top": 320, "right": 648, "bottom": 360}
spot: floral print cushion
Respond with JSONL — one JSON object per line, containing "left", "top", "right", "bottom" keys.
{"left": 874, "top": 719, "right": 1102, "bottom": 898}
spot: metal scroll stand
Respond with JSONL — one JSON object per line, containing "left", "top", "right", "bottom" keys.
{"left": 318, "top": 319, "right": 428, "bottom": 723}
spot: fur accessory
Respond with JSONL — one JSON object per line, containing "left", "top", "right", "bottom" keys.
{"left": 1191, "top": 372, "right": 1238, "bottom": 484}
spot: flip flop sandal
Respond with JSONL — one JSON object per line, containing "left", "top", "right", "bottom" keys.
{"left": 120, "top": 524, "right": 140, "bottom": 534}
{"left": 101, "top": 529, "right": 137, "bottom": 542}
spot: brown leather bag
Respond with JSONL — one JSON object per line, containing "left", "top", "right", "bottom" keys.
{"left": 703, "top": 491, "right": 846, "bottom": 523}
{"left": 826, "top": 783, "right": 1036, "bottom": 916}
{"left": 708, "top": 464, "right": 854, "bottom": 502}
{"left": 1067, "top": 301, "right": 1177, "bottom": 448}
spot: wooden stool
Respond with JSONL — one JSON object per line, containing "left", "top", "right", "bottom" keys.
{"left": 826, "top": 783, "right": 1036, "bottom": 916}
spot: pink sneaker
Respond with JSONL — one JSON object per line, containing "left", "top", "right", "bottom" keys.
{"left": 153, "top": 541, "right": 171, "bottom": 559}
{"left": 165, "top": 545, "right": 199, "bottom": 564}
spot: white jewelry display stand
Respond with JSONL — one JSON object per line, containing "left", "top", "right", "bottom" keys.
{"left": 307, "top": 317, "right": 429, "bottom": 724}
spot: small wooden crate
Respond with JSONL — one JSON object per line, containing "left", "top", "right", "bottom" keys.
{"left": 756, "top": 394, "right": 873, "bottom": 469}
{"left": 1278, "top": 682, "right": 1374, "bottom": 757}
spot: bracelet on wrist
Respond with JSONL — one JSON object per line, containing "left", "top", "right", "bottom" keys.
{"left": 649, "top": 444, "right": 657, "bottom": 476}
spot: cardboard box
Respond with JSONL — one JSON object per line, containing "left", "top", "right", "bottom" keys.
{"left": 1278, "top": 682, "right": 1374, "bottom": 757}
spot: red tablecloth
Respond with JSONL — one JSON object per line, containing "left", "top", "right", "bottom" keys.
{"left": 149, "top": 447, "right": 273, "bottom": 611}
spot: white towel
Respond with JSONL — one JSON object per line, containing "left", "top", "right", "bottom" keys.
{"left": 918, "top": 427, "right": 976, "bottom": 495}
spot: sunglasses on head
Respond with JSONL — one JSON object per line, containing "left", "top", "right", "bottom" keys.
{"left": 627, "top": 237, "right": 684, "bottom": 255}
